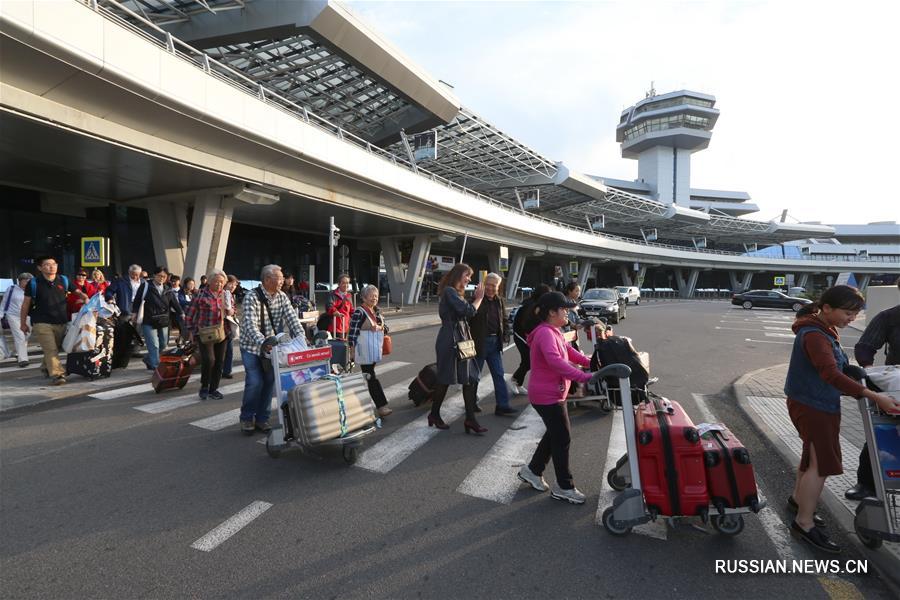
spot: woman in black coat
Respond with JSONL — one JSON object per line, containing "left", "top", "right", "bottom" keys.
{"left": 429, "top": 263, "right": 487, "bottom": 434}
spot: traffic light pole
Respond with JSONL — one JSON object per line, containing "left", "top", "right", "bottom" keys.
{"left": 329, "top": 216, "right": 335, "bottom": 291}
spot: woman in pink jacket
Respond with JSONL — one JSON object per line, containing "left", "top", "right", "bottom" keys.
{"left": 517, "top": 292, "right": 603, "bottom": 505}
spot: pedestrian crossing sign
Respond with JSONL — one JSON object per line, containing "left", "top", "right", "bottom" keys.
{"left": 773, "top": 276, "right": 786, "bottom": 286}
{"left": 81, "top": 237, "right": 108, "bottom": 267}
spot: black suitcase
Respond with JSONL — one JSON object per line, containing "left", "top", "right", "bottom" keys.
{"left": 408, "top": 363, "right": 438, "bottom": 406}
{"left": 590, "top": 335, "right": 650, "bottom": 403}
{"left": 112, "top": 319, "right": 143, "bottom": 369}
{"left": 66, "top": 319, "right": 114, "bottom": 379}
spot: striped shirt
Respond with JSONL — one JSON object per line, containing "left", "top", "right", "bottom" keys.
{"left": 239, "top": 286, "right": 304, "bottom": 355}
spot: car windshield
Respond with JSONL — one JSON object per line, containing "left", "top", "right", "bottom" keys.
{"left": 583, "top": 289, "right": 617, "bottom": 301}
{"left": 616, "top": 287, "right": 629, "bottom": 294}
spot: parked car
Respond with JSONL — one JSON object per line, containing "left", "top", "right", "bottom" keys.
{"left": 616, "top": 285, "right": 641, "bottom": 304}
{"left": 580, "top": 288, "right": 626, "bottom": 324}
{"left": 731, "top": 289, "right": 813, "bottom": 312}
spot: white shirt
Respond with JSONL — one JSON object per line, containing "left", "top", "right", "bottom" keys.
{"left": 129, "top": 278, "right": 142, "bottom": 300}
{"left": 2, "top": 285, "right": 25, "bottom": 318}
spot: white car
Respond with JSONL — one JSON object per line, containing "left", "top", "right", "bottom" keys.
{"left": 616, "top": 286, "right": 641, "bottom": 304}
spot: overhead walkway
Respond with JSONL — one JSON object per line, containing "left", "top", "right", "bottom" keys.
{"left": 0, "top": 0, "right": 893, "bottom": 303}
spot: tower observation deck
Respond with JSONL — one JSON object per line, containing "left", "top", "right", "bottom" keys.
{"left": 615, "top": 90, "right": 719, "bottom": 206}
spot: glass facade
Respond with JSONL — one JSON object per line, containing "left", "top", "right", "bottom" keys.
{"left": 633, "top": 96, "right": 714, "bottom": 116}
{"left": 623, "top": 114, "right": 711, "bottom": 141}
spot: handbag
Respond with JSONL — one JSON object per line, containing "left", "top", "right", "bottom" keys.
{"left": 455, "top": 320, "right": 477, "bottom": 361}
{"left": 198, "top": 321, "right": 225, "bottom": 344}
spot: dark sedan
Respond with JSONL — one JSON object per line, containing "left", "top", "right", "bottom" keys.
{"left": 580, "top": 288, "right": 627, "bottom": 324}
{"left": 731, "top": 289, "right": 813, "bottom": 312}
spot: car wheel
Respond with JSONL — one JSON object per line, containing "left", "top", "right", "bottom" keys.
{"left": 635, "top": 297, "right": 640, "bottom": 305}
{"left": 621, "top": 308, "right": 627, "bottom": 320}
{"left": 742, "top": 301, "right": 753, "bottom": 310}
{"left": 610, "top": 314, "right": 619, "bottom": 324}
{"left": 791, "top": 303, "right": 802, "bottom": 312}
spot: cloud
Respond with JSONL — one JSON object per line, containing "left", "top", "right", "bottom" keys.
{"left": 346, "top": 1, "right": 900, "bottom": 225}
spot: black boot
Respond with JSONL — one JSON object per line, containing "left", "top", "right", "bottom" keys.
{"left": 428, "top": 384, "right": 449, "bottom": 429}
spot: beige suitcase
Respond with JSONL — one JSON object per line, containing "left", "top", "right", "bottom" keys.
{"left": 288, "top": 376, "right": 376, "bottom": 445}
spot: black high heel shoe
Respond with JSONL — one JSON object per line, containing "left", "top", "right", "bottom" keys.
{"left": 464, "top": 419, "right": 487, "bottom": 435}
{"left": 427, "top": 414, "right": 449, "bottom": 430}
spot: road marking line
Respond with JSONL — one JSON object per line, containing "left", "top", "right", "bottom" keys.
{"left": 190, "top": 501, "right": 272, "bottom": 552}
{"left": 762, "top": 326, "right": 792, "bottom": 331}
{"left": 745, "top": 338, "right": 793, "bottom": 345}
{"left": 716, "top": 326, "right": 768, "bottom": 333}
{"left": 88, "top": 366, "right": 244, "bottom": 400}
{"left": 764, "top": 332, "right": 796, "bottom": 338}
{"left": 817, "top": 576, "right": 865, "bottom": 600}
{"left": 134, "top": 382, "right": 246, "bottom": 413}
{"left": 691, "top": 393, "right": 804, "bottom": 561}
{"left": 595, "top": 409, "right": 667, "bottom": 540}
{"left": 355, "top": 377, "right": 494, "bottom": 474}
{"left": 456, "top": 405, "right": 545, "bottom": 504}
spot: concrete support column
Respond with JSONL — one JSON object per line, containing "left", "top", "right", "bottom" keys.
{"left": 728, "top": 271, "right": 741, "bottom": 292}
{"left": 675, "top": 268, "right": 700, "bottom": 298}
{"left": 857, "top": 274, "right": 871, "bottom": 292}
{"left": 741, "top": 272, "right": 753, "bottom": 292}
{"left": 183, "top": 195, "right": 233, "bottom": 281}
{"left": 797, "top": 273, "right": 810, "bottom": 289}
{"left": 379, "top": 235, "right": 431, "bottom": 305}
{"left": 380, "top": 238, "right": 404, "bottom": 303}
{"left": 506, "top": 252, "right": 527, "bottom": 301}
{"left": 487, "top": 250, "right": 501, "bottom": 276}
{"left": 404, "top": 235, "right": 432, "bottom": 305}
{"left": 577, "top": 259, "right": 593, "bottom": 290}
{"left": 635, "top": 265, "right": 647, "bottom": 288}
{"left": 147, "top": 201, "right": 188, "bottom": 275}
{"left": 619, "top": 264, "right": 633, "bottom": 286}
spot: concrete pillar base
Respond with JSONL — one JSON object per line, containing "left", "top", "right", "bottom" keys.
{"left": 578, "top": 259, "right": 593, "bottom": 290}
{"left": 148, "top": 202, "right": 188, "bottom": 276}
{"left": 380, "top": 236, "right": 432, "bottom": 305}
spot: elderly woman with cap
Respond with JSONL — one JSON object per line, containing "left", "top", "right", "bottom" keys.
{"left": 1, "top": 273, "right": 34, "bottom": 367}
{"left": 517, "top": 291, "right": 604, "bottom": 505}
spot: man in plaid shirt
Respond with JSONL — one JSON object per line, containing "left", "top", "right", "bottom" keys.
{"left": 238, "top": 264, "right": 305, "bottom": 435}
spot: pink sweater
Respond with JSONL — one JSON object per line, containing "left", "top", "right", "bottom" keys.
{"left": 526, "top": 321, "right": 592, "bottom": 405}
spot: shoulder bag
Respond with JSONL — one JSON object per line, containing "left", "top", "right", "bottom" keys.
{"left": 363, "top": 306, "right": 392, "bottom": 356}
{"left": 454, "top": 319, "right": 477, "bottom": 361}
{"left": 197, "top": 293, "right": 226, "bottom": 344}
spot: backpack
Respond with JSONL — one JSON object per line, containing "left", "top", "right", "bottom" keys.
{"left": 29, "top": 275, "right": 70, "bottom": 311}
{"left": 590, "top": 335, "right": 650, "bottom": 398}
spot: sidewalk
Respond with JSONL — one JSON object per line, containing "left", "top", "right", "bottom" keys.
{"left": 0, "top": 309, "right": 444, "bottom": 413}
{"left": 734, "top": 362, "right": 900, "bottom": 589}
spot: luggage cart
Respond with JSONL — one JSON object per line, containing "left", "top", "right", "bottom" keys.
{"left": 853, "top": 380, "right": 900, "bottom": 549}
{"left": 600, "top": 364, "right": 760, "bottom": 537}
{"left": 264, "top": 345, "right": 374, "bottom": 464}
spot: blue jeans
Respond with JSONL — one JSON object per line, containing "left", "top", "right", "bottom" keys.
{"left": 475, "top": 335, "right": 511, "bottom": 409}
{"left": 141, "top": 324, "right": 168, "bottom": 369}
{"left": 240, "top": 349, "right": 275, "bottom": 423}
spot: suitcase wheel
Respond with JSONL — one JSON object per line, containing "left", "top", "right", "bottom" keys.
{"left": 607, "top": 469, "right": 629, "bottom": 492}
{"left": 602, "top": 507, "right": 632, "bottom": 536}
{"left": 265, "top": 436, "right": 282, "bottom": 459}
{"left": 342, "top": 445, "right": 359, "bottom": 465}
{"left": 710, "top": 514, "right": 744, "bottom": 536}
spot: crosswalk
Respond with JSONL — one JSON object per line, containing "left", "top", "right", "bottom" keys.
{"left": 18, "top": 344, "right": 801, "bottom": 550}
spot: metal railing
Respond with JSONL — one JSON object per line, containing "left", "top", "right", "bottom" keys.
{"left": 86, "top": 0, "right": 894, "bottom": 266}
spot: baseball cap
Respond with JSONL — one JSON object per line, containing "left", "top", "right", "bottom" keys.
{"left": 537, "top": 291, "right": 577, "bottom": 312}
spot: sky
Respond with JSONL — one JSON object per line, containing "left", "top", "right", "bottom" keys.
{"left": 346, "top": 0, "right": 898, "bottom": 226}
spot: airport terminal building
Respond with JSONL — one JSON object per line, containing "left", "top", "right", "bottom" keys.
{"left": 1, "top": 0, "right": 896, "bottom": 298}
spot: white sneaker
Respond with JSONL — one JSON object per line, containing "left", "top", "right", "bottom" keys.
{"left": 512, "top": 384, "right": 528, "bottom": 396}
{"left": 550, "top": 486, "right": 586, "bottom": 505}
{"left": 517, "top": 465, "right": 548, "bottom": 492}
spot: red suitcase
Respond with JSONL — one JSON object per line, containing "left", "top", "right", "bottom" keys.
{"left": 636, "top": 396, "right": 709, "bottom": 517}
{"left": 701, "top": 426, "right": 761, "bottom": 514}
{"left": 151, "top": 347, "right": 196, "bottom": 393}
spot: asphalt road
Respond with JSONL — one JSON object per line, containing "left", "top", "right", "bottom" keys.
{"left": 1, "top": 300, "right": 893, "bottom": 599}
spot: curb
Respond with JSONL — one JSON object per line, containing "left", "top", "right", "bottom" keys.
{"left": 733, "top": 367, "right": 900, "bottom": 594}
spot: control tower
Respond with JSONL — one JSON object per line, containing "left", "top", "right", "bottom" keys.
{"left": 615, "top": 89, "right": 719, "bottom": 206}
